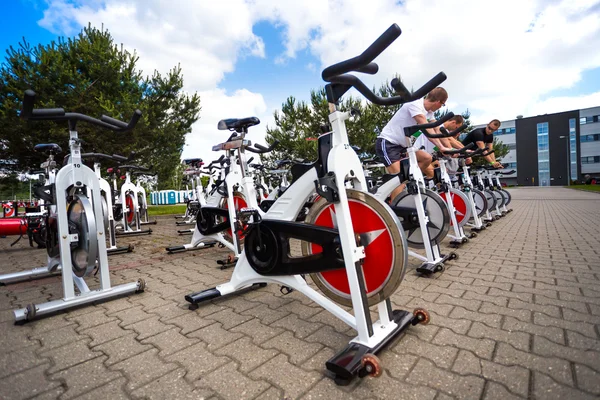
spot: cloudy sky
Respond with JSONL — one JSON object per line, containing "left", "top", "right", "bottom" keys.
{"left": 2, "top": 0, "right": 600, "bottom": 163}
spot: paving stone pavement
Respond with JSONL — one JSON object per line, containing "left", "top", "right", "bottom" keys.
{"left": 0, "top": 187, "right": 599, "bottom": 399}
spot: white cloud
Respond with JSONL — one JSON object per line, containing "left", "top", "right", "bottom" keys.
{"left": 37, "top": 0, "right": 600, "bottom": 147}
{"left": 181, "top": 89, "right": 273, "bottom": 164}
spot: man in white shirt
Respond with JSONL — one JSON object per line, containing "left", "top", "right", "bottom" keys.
{"left": 414, "top": 114, "right": 464, "bottom": 179}
{"left": 375, "top": 87, "right": 450, "bottom": 200}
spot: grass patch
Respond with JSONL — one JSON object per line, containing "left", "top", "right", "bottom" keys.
{"left": 148, "top": 204, "right": 187, "bottom": 216}
{"left": 569, "top": 184, "right": 600, "bottom": 193}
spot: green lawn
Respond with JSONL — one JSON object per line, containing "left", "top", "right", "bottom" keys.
{"left": 148, "top": 204, "right": 188, "bottom": 216}
{"left": 569, "top": 184, "right": 600, "bottom": 193}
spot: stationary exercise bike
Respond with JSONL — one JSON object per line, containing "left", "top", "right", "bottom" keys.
{"left": 9, "top": 90, "right": 145, "bottom": 322}
{"left": 80, "top": 152, "right": 135, "bottom": 255}
{"left": 185, "top": 24, "right": 440, "bottom": 385}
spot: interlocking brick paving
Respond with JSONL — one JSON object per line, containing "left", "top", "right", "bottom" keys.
{"left": 0, "top": 187, "right": 599, "bottom": 399}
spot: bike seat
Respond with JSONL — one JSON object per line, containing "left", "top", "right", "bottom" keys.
{"left": 217, "top": 117, "right": 260, "bottom": 131}
{"left": 184, "top": 158, "right": 203, "bottom": 165}
{"left": 34, "top": 143, "right": 62, "bottom": 153}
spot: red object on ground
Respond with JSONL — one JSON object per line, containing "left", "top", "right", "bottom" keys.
{"left": 0, "top": 218, "right": 28, "bottom": 235}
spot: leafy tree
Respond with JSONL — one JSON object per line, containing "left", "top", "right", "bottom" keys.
{"left": 0, "top": 25, "right": 200, "bottom": 189}
{"left": 263, "top": 82, "right": 401, "bottom": 165}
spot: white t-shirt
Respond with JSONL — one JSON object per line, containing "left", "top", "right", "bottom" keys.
{"left": 413, "top": 133, "right": 436, "bottom": 154}
{"left": 379, "top": 99, "right": 434, "bottom": 147}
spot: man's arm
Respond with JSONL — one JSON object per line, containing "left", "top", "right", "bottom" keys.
{"left": 413, "top": 114, "right": 451, "bottom": 151}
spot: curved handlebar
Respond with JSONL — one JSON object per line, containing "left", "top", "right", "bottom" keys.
{"left": 439, "top": 143, "right": 475, "bottom": 155}
{"left": 246, "top": 140, "right": 279, "bottom": 154}
{"left": 119, "top": 164, "right": 149, "bottom": 171}
{"left": 499, "top": 170, "right": 516, "bottom": 175}
{"left": 389, "top": 72, "right": 447, "bottom": 103}
{"left": 21, "top": 90, "right": 142, "bottom": 132}
{"left": 322, "top": 24, "right": 401, "bottom": 81}
{"left": 404, "top": 113, "right": 455, "bottom": 137}
{"left": 442, "top": 123, "right": 468, "bottom": 136}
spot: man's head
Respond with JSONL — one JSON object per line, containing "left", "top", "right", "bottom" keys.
{"left": 424, "top": 87, "right": 448, "bottom": 112}
{"left": 485, "top": 119, "right": 501, "bottom": 135}
{"left": 443, "top": 115, "right": 465, "bottom": 134}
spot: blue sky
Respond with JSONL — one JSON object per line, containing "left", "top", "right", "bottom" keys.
{"left": 2, "top": 0, "right": 600, "bottom": 162}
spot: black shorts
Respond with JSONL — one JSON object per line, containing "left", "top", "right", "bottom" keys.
{"left": 375, "top": 138, "right": 407, "bottom": 167}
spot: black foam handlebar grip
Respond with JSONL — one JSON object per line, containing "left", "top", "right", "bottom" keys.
{"left": 356, "top": 63, "right": 379, "bottom": 75}
{"left": 100, "top": 110, "right": 142, "bottom": 131}
{"left": 247, "top": 140, "right": 279, "bottom": 154}
{"left": 412, "top": 112, "right": 455, "bottom": 131}
{"left": 403, "top": 72, "right": 447, "bottom": 100}
{"left": 322, "top": 24, "right": 401, "bottom": 81}
{"left": 449, "top": 124, "right": 468, "bottom": 136}
{"left": 440, "top": 143, "right": 475, "bottom": 155}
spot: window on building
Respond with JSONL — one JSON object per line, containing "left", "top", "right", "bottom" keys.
{"left": 580, "top": 115, "right": 600, "bottom": 125}
{"left": 507, "top": 143, "right": 517, "bottom": 150}
{"left": 581, "top": 156, "right": 600, "bottom": 164}
{"left": 537, "top": 122, "right": 550, "bottom": 186}
{"left": 569, "top": 118, "right": 578, "bottom": 180}
{"left": 581, "top": 134, "right": 600, "bottom": 142}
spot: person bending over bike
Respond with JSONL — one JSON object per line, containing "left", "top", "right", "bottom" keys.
{"left": 462, "top": 119, "right": 503, "bottom": 168}
{"left": 375, "top": 87, "right": 452, "bottom": 200}
{"left": 414, "top": 114, "right": 465, "bottom": 179}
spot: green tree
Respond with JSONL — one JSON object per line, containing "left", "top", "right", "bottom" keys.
{"left": 263, "top": 81, "right": 401, "bottom": 164}
{"left": 0, "top": 25, "right": 200, "bottom": 189}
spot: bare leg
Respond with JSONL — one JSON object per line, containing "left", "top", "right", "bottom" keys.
{"left": 385, "top": 161, "right": 406, "bottom": 201}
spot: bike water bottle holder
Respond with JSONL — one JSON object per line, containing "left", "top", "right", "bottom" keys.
{"left": 315, "top": 172, "right": 339, "bottom": 203}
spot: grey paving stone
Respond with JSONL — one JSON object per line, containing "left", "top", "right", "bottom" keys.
{"left": 132, "top": 369, "right": 214, "bottom": 400}
{"left": 482, "top": 381, "right": 524, "bottom": 400}
{"left": 230, "top": 317, "right": 284, "bottom": 345}
{"left": 0, "top": 345, "right": 49, "bottom": 379}
{"left": 93, "top": 332, "right": 153, "bottom": 366}
{"left": 262, "top": 330, "right": 323, "bottom": 365}
{"left": 110, "top": 348, "right": 178, "bottom": 391}
{"left": 40, "top": 339, "right": 101, "bottom": 374}
{"left": 0, "top": 364, "right": 61, "bottom": 399}
{"left": 493, "top": 342, "right": 573, "bottom": 386}
{"left": 533, "top": 372, "right": 597, "bottom": 400}
{"left": 49, "top": 355, "right": 122, "bottom": 399}
{"left": 186, "top": 322, "right": 243, "bottom": 351}
{"left": 166, "top": 342, "right": 230, "bottom": 382}
{"left": 203, "top": 361, "right": 270, "bottom": 400}
{"left": 165, "top": 312, "right": 214, "bottom": 335}
{"left": 126, "top": 315, "right": 174, "bottom": 340}
{"left": 270, "top": 313, "right": 323, "bottom": 339}
{"left": 392, "top": 334, "right": 459, "bottom": 369}
{"left": 574, "top": 363, "right": 600, "bottom": 395}
{"left": 81, "top": 319, "right": 130, "bottom": 347}
{"left": 67, "top": 309, "right": 117, "bottom": 331}
{"left": 30, "top": 323, "right": 81, "bottom": 351}
{"left": 72, "top": 378, "right": 129, "bottom": 400}
{"left": 406, "top": 358, "right": 485, "bottom": 400}
{"left": 215, "top": 336, "right": 278, "bottom": 372}
{"left": 502, "top": 315, "right": 565, "bottom": 344}
{"left": 480, "top": 359, "right": 530, "bottom": 398}
{"left": 141, "top": 327, "right": 199, "bottom": 357}
{"left": 432, "top": 327, "right": 495, "bottom": 359}
{"left": 468, "top": 321, "right": 530, "bottom": 352}
{"left": 249, "top": 354, "right": 321, "bottom": 399}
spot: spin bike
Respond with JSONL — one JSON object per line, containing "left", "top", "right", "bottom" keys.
{"left": 8, "top": 90, "right": 145, "bottom": 322}
{"left": 373, "top": 113, "right": 457, "bottom": 275}
{"left": 80, "top": 152, "right": 135, "bottom": 255}
{"left": 114, "top": 165, "right": 153, "bottom": 236}
{"left": 185, "top": 24, "right": 439, "bottom": 385}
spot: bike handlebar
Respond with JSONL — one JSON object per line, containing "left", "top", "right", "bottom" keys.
{"left": 246, "top": 140, "right": 279, "bottom": 154}
{"left": 404, "top": 113, "right": 455, "bottom": 137}
{"left": 439, "top": 143, "right": 475, "bottom": 155}
{"left": 21, "top": 90, "right": 142, "bottom": 132}
{"left": 321, "top": 24, "right": 447, "bottom": 106}
{"left": 322, "top": 24, "right": 401, "bottom": 81}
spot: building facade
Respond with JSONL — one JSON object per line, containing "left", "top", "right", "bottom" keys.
{"left": 472, "top": 106, "right": 600, "bottom": 186}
